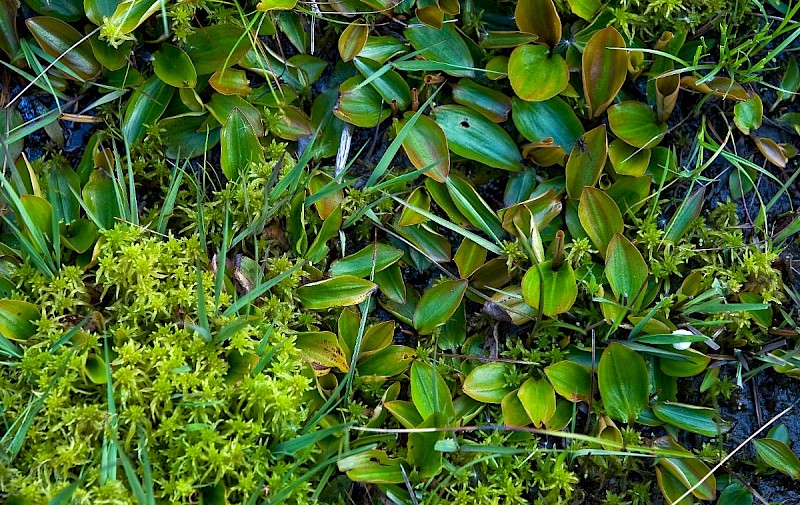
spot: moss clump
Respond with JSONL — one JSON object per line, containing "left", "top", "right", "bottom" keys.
{"left": 1, "top": 225, "right": 314, "bottom": 503}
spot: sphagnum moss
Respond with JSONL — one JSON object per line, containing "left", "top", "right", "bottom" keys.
{"left": 1, "top": 225, "right": 315, "bottom": 503}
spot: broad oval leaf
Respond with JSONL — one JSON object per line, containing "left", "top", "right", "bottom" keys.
{"left": 220, "top": 108, "right": 263, "bottom": 181}
{"left": 413, "top": 279, "right": 467, "bottom": 334}
{"left": 403, "top": 20, "right": 475, "bottom": 77}
{"left": 652, "top": 401, "right": 731, "bottom": 437}
{"left": 329, "top": 243, "right": 404, "bottom": 278}
{"left": 545, "top": 361, "right": 592, "bottom": 402}
{"left": 153, "top": 44, "right": 197, "bottom": 88}
{"left": 659, "top": 349, "right": 710, "bottom": 378}
{"left": 185, "top": 24, "right": 250, "bottom": 76}
{"left": 565, "top": 125, "right": 608, "bottom": 199}
{"left": 521, "top": 260, "right": 578, "bottom": 317}
{"left": 0, "top": 300, "right": 39, "bottom": 341}
{"left": 733, "top": 94, "right": 763, "bottom": 135}
{"left": 515, "top": 0, "right": 561, "bottom": 47}
{"left": 103, "top": 0, "right": 161, "bottom": 41}
{"left": 582, "top": 26, "right": 627, "bottom": 119}
{"left": 339, "top": 22, "right": 369, "bottom": 62}
{"left": 398, "top": 113, "right": 449, "bottom": 182}
{"left": 410, "top": 360, "right": 455, "bottom": 420}
{"left": 517, "top": 378, "right": 556, "bottom": 428}
{"left": 655, "top": 437, "right": 717, "bottom": 501}
{"left": 605, "top": 233, "right": 649, "bottom": 308}
{"left": 451, "top": 78, "right": 512, "bottom": 123}
{"left": 295, "top": 331, "right": 349, "bottom": 373}
{"left": 502, "top": 390, "right": 533, "bottom": 426}
{"left": 463, "top": 362, "right": 514, "bottom": 403}
{"left": 26, "top": 17, "right": 100, "bottom": 80}
{"left": 83, "top": 169, "right": 121, "bottom": 229}
{"left": 358, "top": 345, "right": 415, "bottom": 377}
{"left": 432, "top": 105, "right": 523, "bottom": 172}
{"left": 608, "top": 101, "right": 667, "bottom": 149}
{"left": 160, "top": 114, "right": 221, "bottom": 160}
{"left": 512, "top": 97, "right": 584, "bottom": 152}
{"left": 121, "top": 75, "right": 174, "bottom": 145}
{"left": 85, "top": 0, "right": 120, "bottom": 25}
{"left": 354, "top": 57, "right": 412, "bottom": 110}
{"left": 753, "top": 439, "right": 800, "bottom": 479}
{"left": 509, "top": 44, "right": 569, "bottom": 102}
{"left": 608, "top": 139, "right": 651, "bottom": 176}
{"left": 334, "top": 75, "right": 390, "bottom": 128}
{"left": 25, "top": 0, "right": 83, "bottom": 21}
{"left": 209, "top": 68, "right": 251, "bottom": 96}
{"left": 296, "top": 276, "right": 377, "bottom": 309}
{"left": 597, "top": 343, "right": 649, "bottom": 423}
{"left": 578, "top": 187, "right": 623, "bottom": 256}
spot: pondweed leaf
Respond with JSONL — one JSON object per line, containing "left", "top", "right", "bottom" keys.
{"left": 582, "top": 26, "right": 627, "bottom": 119}
{"left": 597, "top": 343, "right": 649, "bottom": 423}
{"left": 463, "top": 362, "right": 515, "bottom": 403}
{"left": 578, "top": 187, "right": 623, "bottom": 256}
{"left": 413, "top": 279, "right": 467, "bottom": 335}
{"left": 410, "top": 361, "right": 454, "bottom": 421}
{"left": 296, "top": 276, "right": 377, "bottom": 309}
{"left": 26, "top": 17, "right": 100, "bottom": 80}
{"left": 433, "top": 105, "right": 523, "bottom": 172}
{"left": 509, "top": 44, "right": 569, "bottom": 102}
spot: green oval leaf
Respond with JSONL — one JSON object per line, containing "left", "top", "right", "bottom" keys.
{"left": 26, "top": 17, "right": 100, "bottom": 80}
{"left": 296, "top": 276, "right": 378, "bottom": 309}
{"left": 463, "top": 362, "right": 515, "bottom": 403}
{"left": 185, "top": 24, "right": 250, "bottom": 76}
{"left": 403, "top": 20, "right": 474, "bottom": 77}
{"left": 153, "top": 44, "right": 197, "bottom": 88}
{"left": 517, "top": 378, "right": 556, "bottom": 428}
{"left": 295, "top": 331, "right": 349, "bottom": 373}
{"left": 608, "top": 101, "right": 667, "bottom": 149}
{"left": 512, "top": 97, "right": 584, "bottom": 152}
{"left": 451, "top": 78, "right": 512, "bottom": 123}
{"left": 733, "top": 94, "right": 763, "bottom": 135}
{"left": 565, "top": 125, "right": 608, "bottom": 199}
{"left": 24, "top": 0, "right": 84, "bottom": 21}
{"left": 334, "top": 75, "right": 390, "bottom": 128}
{"left": 432, "top": 105, "right": 523, "bottom": 172}
{"left": 582, "top": 26, "right": 627, "bottom": 119}
{"left": 605, "top": 233, "right": 649, "bottom": 309}
{"left": 578, "top": 187, "right": 623, "bottom": 256}
{"left": 220, "top": 108, "right": 263, "bottom": 181}
{"left": 358, "top": 345, "right": 415, "bottom": 377}
{"left": 411, "top": 360, "right": 454, "bottom": 420}
{"left": 659, "top": 349, "right": 710, "bottom": 378}
{"left": 0, "top": 300, "right": 39, "bottom": 341}
{"left": 515, "top": 0, "right": 561, "bottom": 47}
{"left": 339, "top": 21, "right": 369, "bottom": 62}
{"left": 753, "top": 439, "right": 800, "bottom": 479}
{"left": 398, "top": 113, "right": 450, "bottom": 182}
{"left": 521, "top": 260, "right": 578, "bottom": 317}
{"left": 413, "top": 279, "right": 467, "bottom": 335}
{"left": 597, "top": 343, "right": 649, "bottom": 423}
{"left": 509, "top": 44, "right": 569, "bottom": 102}
{"left": 608, "top": 139, "right": 651, "bottom": 177}
{"left": 544, "top": 361, "right": 592, "bottom": 402}
{"left": 82, "top": 169, "right": 121, "bottom": 229}
{"left": 121, "top": 74, "right": 174, "bottom": 145}
{"left": 354, "top": 57, "right": 412, "bottom": 110}
{"left": 652, "top": 401, "right": 731, "bottom": 437}
{"left": 329, "top": 243, "right": 404, "bottom": 278}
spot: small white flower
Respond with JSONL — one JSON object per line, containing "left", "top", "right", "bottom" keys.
{"left": 671, "top": 329, "right": 693, "bottom": 351}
